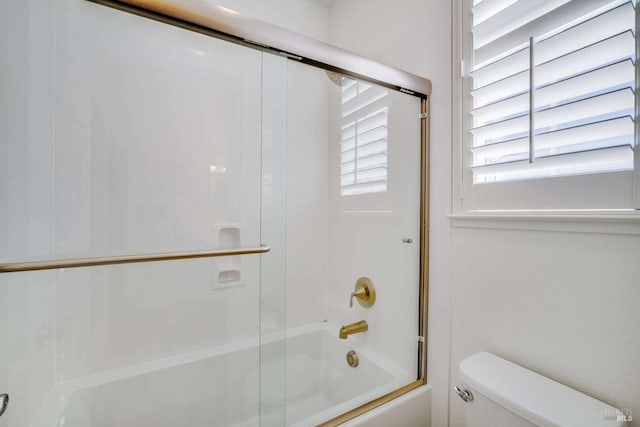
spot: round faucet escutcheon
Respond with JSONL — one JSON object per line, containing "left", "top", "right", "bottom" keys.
{"left": 350, "top": 277, "right": 376, "bottom": 308}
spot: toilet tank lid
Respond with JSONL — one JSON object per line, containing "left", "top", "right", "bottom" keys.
{"left": 459, "top": 352, "right": 624, "bottom": 427}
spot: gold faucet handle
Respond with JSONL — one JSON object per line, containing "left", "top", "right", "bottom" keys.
{"left": 349, "top": 277, "right": 376, "bottom": 308}
{"left": 350, "top": 288, "right": 367, "bottom": 307}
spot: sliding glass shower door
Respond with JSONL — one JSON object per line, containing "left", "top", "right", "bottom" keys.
{"left": 1, "top": 1, "right": 429, "bottom": 426}
{"left": 277, "top": 62, "right": 423, "bottom": 426}
{"left": 0, "top": 1, "right": 287, "bottom": 426}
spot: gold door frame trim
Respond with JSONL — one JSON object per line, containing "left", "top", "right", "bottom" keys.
{"left": 82, "top": 2, "right": 432, "bottom": 425}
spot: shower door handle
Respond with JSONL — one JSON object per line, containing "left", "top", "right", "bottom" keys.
{"left": 0, "top": 245, "right": 270, "bottom": 273}
{"left": 0, "top": 393, "right": 8, "bottom": 418}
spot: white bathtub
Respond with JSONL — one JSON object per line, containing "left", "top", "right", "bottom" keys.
{"left": 32, "top": 324, "right": 415, "bottom": 427}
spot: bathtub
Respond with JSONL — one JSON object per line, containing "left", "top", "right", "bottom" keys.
{"left": 32, "top": 324, "right": 415, "bottom": 427}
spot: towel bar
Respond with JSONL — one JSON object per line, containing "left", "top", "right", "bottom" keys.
{"left": 0, "top": 246, "right": 270, "bottom": 273}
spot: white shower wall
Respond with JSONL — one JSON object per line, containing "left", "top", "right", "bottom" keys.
{"left": 284, "top": 61, "right": 330, "bottom": 330}
{"left": 50, "top": 2, "right": 263, "bottom": 379}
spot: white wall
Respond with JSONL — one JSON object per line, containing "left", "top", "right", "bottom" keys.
{"left": 216, "top": 0, "right": 330, "bottom": 42}
{"left": 328, "top": 1, "right": 452, "bottom": 426}
{"left": 285, "top": 60, "right": 330, "bottom": 330}
{"left": 449, "top": 226, "right": 640, "bottom": 427}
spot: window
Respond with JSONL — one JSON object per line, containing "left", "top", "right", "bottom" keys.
{"left": 340, "top": 78, "right": 389, "bottom": 196}
{"left": 460, "top": 0, "right": 640, "bottom": 210}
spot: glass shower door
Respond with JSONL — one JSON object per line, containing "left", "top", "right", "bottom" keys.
{"left": 1, "top": 1, "right": 427, "bottom": 426}
{"left": 280, "top": 61, "right": 423, "bottom": 426}
{"left": 0, "top": 2, "right": 286, "bottom": 427}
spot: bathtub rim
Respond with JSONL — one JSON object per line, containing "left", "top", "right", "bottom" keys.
{"left": 317, "top": 379, "right": 426, "bottom": 427}
{"left": 29, "top": 322, "right": 416, "bottom": 427}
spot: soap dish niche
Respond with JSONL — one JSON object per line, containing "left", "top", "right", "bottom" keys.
{"left": 211, "top": 223, "right": 244, "bottom": 290}
{"left": 213, "top": 224, "right": 243, "bottom": 249}
{"left": 212, "top": 269, "right": 244, "bottom": 290}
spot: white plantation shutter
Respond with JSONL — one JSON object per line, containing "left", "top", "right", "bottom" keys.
{"left": 340, "top": 78, "right": 389, "bottom": 196}
{"left": 463, "top": 0, "right": 639, "bottom": 210}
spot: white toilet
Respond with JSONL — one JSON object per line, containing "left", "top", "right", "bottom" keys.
{"left": 457, "top": 352, "right": 626, "bottom": 427}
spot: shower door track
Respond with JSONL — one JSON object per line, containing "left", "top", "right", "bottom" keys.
{"left": 86, "top": 0, "right": 432, "bottom": 99}
{"left": 80, "top": 1, "right": 432, "bottom": 425}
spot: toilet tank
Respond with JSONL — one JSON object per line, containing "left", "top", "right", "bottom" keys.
{"left": 458, "top": 352, "right": 625, "bottom": 427}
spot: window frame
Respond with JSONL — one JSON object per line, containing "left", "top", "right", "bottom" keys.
{"left": 453, "top": 0, "right": 640, "bottom": 215}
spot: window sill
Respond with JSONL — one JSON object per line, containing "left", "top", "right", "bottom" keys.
{"left": 448, "top": 211, "right": 640, "bottom": 235}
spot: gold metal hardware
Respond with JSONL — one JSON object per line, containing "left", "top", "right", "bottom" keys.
{"left": 418, "top": 97, "right": 430, "bottom": 382}
{"left": 0, "top": 246, "right": 270, "bottom": 273}
{"left": 339, "top": 320, "right": 368, "bottom": 339}
{"left": 350, "top": 277, "right": 376, "bottom": 308}
{"left": 346, "top": 351, "right": 359, "bottom": 367}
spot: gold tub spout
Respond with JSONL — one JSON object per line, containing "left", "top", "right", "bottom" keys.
{"left": 339, "top": 320, "right": 368, "bottom": 339}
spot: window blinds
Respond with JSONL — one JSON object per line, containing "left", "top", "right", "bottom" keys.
{"left": 340, "top": 79, "right": 389, "bottom": 195}
{"left": 470, "top": 0, "right": 636, "bottom": 183}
